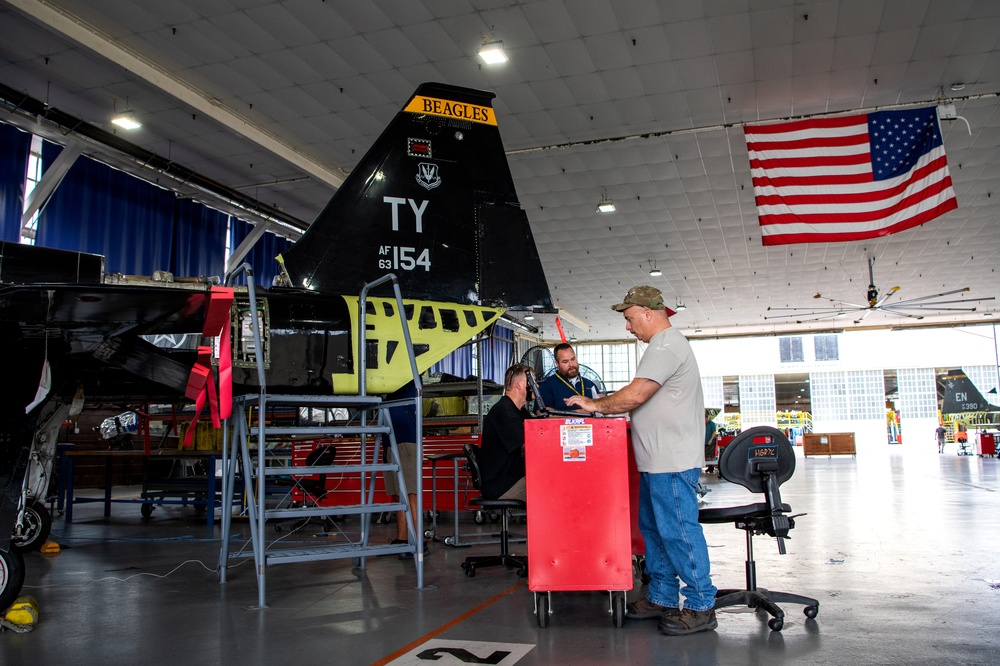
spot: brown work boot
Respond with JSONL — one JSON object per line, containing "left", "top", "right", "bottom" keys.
{"left": 626, "top": 597, "right": 678, "bottom": 620}
{"left": 658, "top": 607, "right": 718, "bottom": 636}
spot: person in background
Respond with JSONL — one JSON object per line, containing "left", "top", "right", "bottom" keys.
{"left": 704, "top": 410, "right": 719, "bottom": 462}
{"left": 935, "top": 424, "right": 947, "bottom": 454}
{"left": 479, "top": 364, "right": 533, "bottom": 501}
{"left": 566, "top": 286, "right": 717, "bottom": 637}
{"left": 383, "top": 380, "right": 427, "bottom": 557}
{"left": 537, "top": 343, "right": 602, "bottom": 412}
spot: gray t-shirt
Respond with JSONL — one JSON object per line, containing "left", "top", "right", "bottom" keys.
{"left": 630, "top": 326, "right": 705, "bottom": 473}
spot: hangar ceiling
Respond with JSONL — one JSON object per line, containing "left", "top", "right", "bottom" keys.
{"left": 0, "top": 0, "right": 998, "bottom": 341}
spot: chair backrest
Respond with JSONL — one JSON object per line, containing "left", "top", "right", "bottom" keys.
{"left": 301, "top": 445, "right": 336, "bottom": 497}
{"left": 718, "top": 426, "right": 794, "bottom": 494}
{"left": 718, "top": 426, "right": 797, "bottom": 547}
{"left": 463, "top": 443, "right": 483, "bottom": 491}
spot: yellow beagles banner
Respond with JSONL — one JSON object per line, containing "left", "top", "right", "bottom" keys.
{"left": 404, "top": 96, "right": 496, "bottom": 125}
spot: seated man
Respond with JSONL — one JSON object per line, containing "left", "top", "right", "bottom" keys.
{"left": 537, "top": 343, "right": 602, "bottom": 413}
{"left": 479, "top": 364, "right": 533, "bottom": 501}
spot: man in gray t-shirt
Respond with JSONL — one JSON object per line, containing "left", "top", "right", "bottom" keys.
{"left": 566, "top": 285, "right": 717, "bottom": 637}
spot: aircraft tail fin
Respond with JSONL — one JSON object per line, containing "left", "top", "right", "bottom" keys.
{"left": 941, "top": 368, "right": 994, "bottom": 413}
{"left": 280, "top": 83, "right": 552, "bottom": 311}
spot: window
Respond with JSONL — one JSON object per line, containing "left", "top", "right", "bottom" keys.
{"left": 814, "top": 335, "right": 839, "bottom": 361}
{"left": 779, "top": 337, "right": 803, "bottom": 362}
{"left": 20, "top": 135, "right": 44, "bottom": 244}
{"left": 574, "top": 341, "right": 637, "bottom": 392}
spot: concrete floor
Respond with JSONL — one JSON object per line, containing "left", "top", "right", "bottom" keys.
{"left": 1, "top": 444, "right": 997, "bottom": 665}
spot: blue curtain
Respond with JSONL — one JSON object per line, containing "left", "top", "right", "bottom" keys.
{"left": 37, "top": 142, "right": 173, "bottom": 275}
{"left": 0, "top": 122, "right": 31, "bottom": 242}
{"left": 170, "top": 199, "right": 228, "bottom": 278}
{"left": 430, "top": 344, "right": 474, "bottom": 378}
{"left": 481, "top": 324, "right": 515, "bottom": 384}
{"left": 228, "top": 217, "right": 293, "bottom": 286}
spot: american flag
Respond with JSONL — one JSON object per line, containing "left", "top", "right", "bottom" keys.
{"left": 744, "top": 107, "right": 958, "bottom": 246}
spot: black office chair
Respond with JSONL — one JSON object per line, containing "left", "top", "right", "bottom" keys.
{"left": 698, "top": 426, "right": 819, "bottom": 631}
{"left": 460, "top": 443, "right": 528, "bottom": 578}
{"left": 280, "top": 444, "right": 338, "bottom": 532}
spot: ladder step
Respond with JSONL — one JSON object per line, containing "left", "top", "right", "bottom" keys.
{"left": 245, "top": 425, "right": 391, "bottom": 437}
{"left": 229, "top": 542, "right": 414, "bottom": 565}
{"left": 263, "top": 463, "right": 397, "bottom": 477}
{"left": 265, "top": 502, "right": 406, "bottom": 519}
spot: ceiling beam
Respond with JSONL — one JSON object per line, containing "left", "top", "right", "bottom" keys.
{"left": 6, "top": 0, "right": 347, "bottom": 189}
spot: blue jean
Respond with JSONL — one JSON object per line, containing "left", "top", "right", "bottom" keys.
{"left": 639, "top": 468, "right": 717, "bottom": 612}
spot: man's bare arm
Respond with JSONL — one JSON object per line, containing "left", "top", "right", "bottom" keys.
{"left": 565, "top": 377, "right": 660, "bottom": 414}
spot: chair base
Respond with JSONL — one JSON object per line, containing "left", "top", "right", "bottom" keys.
{"left": 462, "top": 500, "right": 528, "bottom": 578}
{"left": 461, "top": 553, "right": 527, "bottom": 578}
{"left": 715, "top": 587, "right": 819, "bottom": 632}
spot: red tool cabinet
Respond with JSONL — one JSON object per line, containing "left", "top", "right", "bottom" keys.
{"left": 525, "top": 417, "right": 633, "bottom": 627}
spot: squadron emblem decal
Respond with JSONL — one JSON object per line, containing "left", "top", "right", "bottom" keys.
{"left": 416, "top": 162, "right": 442, "bottom": 190}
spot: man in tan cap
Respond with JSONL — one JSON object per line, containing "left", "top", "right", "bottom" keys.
{"left": 566, "top": 285, "right": 717, "bottom": 636}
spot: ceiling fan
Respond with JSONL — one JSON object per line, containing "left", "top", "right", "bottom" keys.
{"left": 765, "top": 256, "right": 994, "bottom": 325}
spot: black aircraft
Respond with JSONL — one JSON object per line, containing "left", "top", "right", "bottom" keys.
{"left": 0, "top": 83, "right": 552, "bottom": 607}
{"left": 941, "top": 369, "right": 995, "bottom": 415}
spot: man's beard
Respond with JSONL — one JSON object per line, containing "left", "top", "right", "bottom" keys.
{"left": 559, "top": 366, "right": 579, "bottom": 379}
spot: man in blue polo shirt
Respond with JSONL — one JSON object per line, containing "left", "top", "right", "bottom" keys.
{"left": 537, "top": 343, "right": 602, "bottom": 413}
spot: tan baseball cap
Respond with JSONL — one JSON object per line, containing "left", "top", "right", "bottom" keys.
{"left": 611, "top": 285, "right": 677, "bottom": 316}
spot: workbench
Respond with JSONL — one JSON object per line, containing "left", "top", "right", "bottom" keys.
{"left": 62, "top": 448, "right": 226, "bottom": 526}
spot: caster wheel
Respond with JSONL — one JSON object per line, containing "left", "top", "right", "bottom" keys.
{"left": 768, "top": 616, "right": 784, "bottom": 631}
{"left": 488, "top": 511, "right": 500, "bottom": 523}
{"left": 517, "top": 568, "right": 527, "bottom": 578}
{"left": 612, "top": 592, "right": 625, "bottom": 628}
{"left": 536, "top": 594, "right": 549, "bottom": 628}
{"left": 474, "top": 511, "right": 485, "bottom": 525}
{"left": 464, "top": 565, "right": 476, "bottom": 578}
{"left": 444, "top": 536, "right": 456, "bottom": 546}
{"left": 141, "top": 502, "right": 154, "bottom": 518}
{"left": 274, "top": 525, "right": 283, "bottom": 533}
{"left": 804, "top": 605, "right": 819, "bottom": 619}
{"left": 12, "top": 500, "right": 52, "bottom": 552}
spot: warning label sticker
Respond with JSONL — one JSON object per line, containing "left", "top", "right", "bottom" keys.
{"left": 560, "top": 423, "right": 593, "bottom": 462}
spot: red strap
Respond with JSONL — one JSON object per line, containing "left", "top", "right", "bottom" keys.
{"left": 218, "top": 307, "right": 232, "bottom": 420}
{"left": 183, "top": 363, "right": 210, "bottom": 449}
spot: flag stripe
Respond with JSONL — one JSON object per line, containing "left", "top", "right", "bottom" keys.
{"left": 758, "top": 176, "right": 956, "bottom": 224}
{"left": 754, "top": 153, "right": 952, "bottom": 207}
{"left": 761, "top": 200, "right": 958, "bottom": 245}
{"left": 744, "top": 107, "right": 957, "bottom": 246}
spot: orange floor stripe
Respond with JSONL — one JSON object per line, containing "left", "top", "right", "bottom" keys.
{"left": 370, "top": 579, "right": 528, "bottom": 666}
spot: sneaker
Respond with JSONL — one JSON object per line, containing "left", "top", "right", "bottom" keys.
{"left": 626, "top": 597, "right": 678, "bottom": 620}
{"left": 658, "top": 607, "right": 718, "bottom": 636}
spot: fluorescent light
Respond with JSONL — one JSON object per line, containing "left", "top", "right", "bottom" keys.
{"left": 111, "top": 114, "right": 141, "bottom": 130}
{"left": 597, "top": 196, "right": 616, "bottom": 213}
{"left": 478, "top": 40, "right": 508, "bottom": 64}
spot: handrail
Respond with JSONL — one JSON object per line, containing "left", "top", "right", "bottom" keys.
{"left": 357, "top": 273, "right": 425, "bottom": 587}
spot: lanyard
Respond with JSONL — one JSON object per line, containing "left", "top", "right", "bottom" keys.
{"left": 556, "top": 373, "right": 586, "bottom": 397}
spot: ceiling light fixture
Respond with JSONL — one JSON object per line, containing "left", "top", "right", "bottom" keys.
{"left": 675, "top": 300, "right": 687, "bottom": 311}
{"left": 478, "top": 39, "right": 508, "bottom": 64}
{"left": 648, "top": 260, "right": 662, "bottom": 277}
{"left": 596, "top": 192, "right": 616, "bottom": 213}
{"left": 111, "top": 113, "right": 141, "bottom": 130}
{"left": 950, "top": 82, "right": 966, "bottom": 92}
{"left": 110, "top": 97, "right": 141, "bottom": 130}
{"left": 523, "top": 313, "right": 535, "bottom": 321}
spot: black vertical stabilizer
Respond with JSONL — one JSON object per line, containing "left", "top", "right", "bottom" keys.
{"left": 281, "top": 83, "right": 552, "bottom": 311}
{"left": 941, "top": 369, "right": 994, "bottom": 413}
